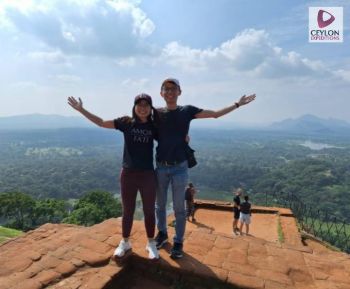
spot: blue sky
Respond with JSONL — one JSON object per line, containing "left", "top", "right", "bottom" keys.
{"left": 0, "top": 0, "right": 349, "bottom": 125}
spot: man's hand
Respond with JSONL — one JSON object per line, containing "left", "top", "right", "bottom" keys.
{"left": 195, "top": 93, "right": 256, "bottom": 119}
{"left": 68, "top": 96, "right": 83, "bottom": 111}
{"left": 238, "top": 94, "right": 256, "bottom": 107}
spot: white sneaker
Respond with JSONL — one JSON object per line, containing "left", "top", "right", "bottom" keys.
{"left": 146, "top": 240, "right": 159, "bottom": 260}
{"left": 113, "top": 239, "right": 131, "bottom": 258}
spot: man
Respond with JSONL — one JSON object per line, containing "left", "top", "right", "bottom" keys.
{"left": 185, "top": 182, "right": 196, "bottom": 222}
{"left": 155, "top": 78, "right": 256, "bottom": 259}
{"left": 233, "top": 189, "right": 242, "bottom": 234}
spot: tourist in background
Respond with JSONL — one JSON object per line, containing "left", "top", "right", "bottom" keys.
{"left": 232, "top": 188, "right": 242, "bottom": 234}
{"left": 239, "top": 195, "right": 252, "bottom": 235}
{"left": 185, "top": 183, "right": 197, "bottom": 222}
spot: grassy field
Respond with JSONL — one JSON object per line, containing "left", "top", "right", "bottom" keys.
{"left": 0, "top": 226, "right": 23, "bottom": 243}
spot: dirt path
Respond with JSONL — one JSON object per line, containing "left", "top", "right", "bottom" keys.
{"left": 183, "top": 208, "right": 279, "bottom": 243}
{"left": 279, "top": 215, "right": 303, "bottom": 246}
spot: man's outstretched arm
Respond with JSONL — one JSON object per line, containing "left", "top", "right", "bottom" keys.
{"left": 195, "top": 94, "right": 256, "bottom": 119}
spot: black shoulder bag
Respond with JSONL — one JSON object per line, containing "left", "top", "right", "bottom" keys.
{"left": 185, "top": 144, "right": 197, "bottom": 168}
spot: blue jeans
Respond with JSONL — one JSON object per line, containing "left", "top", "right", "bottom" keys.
{"left": 156, "top": 161, "right": 188, "bottom": 243}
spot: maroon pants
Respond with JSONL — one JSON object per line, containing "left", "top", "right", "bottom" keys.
{"left": 120, "top": 168, "right": 156, "bottom": 239}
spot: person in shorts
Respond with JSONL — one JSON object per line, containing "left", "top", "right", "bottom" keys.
{"left": 239, "top": 195, "right": 252, "bottom": 236}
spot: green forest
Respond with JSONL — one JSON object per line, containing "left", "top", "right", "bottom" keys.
{"left": 1, "top": 128, "right": 350, "bottom": 223}
{"left": 0, "top": 191, "right": 122, "bottom": 231}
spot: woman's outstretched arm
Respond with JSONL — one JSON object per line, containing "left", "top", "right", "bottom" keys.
{"left": 67, "top": 96, "right": 114, "bottom": 129}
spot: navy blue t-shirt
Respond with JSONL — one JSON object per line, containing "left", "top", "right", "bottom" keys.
{"left": 155, "top": 105, "right": 202, "bottom": 162}
{"left": 233, "top": 195, "right": 241, "bottom": 206}
{"left": 240, "top": 201, "right": 251, "bottom": 214}
{"left": 114, "top": 117, "right": 155, "bottom": 170}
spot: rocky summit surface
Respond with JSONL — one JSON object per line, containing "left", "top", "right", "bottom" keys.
{"left": 0, "top": 201, "right": 349, "bottom": 289}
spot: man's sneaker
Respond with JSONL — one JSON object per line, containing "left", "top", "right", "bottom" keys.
{"left": 155, "top": 231, "right": 168, "bottom": 249}
{"left": 112, "top": 239, "right": 131, "bottom": 258}
{"left": 146, "top": 240, "right": 159, "bottom": 260}
{"left": 170, "top": 242, "right": 183, "bottom": 259}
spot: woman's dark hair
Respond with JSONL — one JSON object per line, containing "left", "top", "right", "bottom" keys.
{"left": 132, "top": 105, "right": 156, "bottom": 123}
{"left": 119, "top": 103, "right": 157, "bottom": 126}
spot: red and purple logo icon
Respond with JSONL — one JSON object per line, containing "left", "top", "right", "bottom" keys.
{"left": 309, "top": 7, "right": 343, "bottom": 43}
{"left": 317, "top": 9, "right": 335, "bottom": 28}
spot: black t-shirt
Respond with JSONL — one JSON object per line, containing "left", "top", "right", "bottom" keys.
{"left": 185, "top": 187, "right": 195, "bottom": 201}
{"left": 240, "top": 201, "right": 251, "bottom": 214}
{"left": 114, "top": 117, "right": 155, "bottom": 170}
{"left": 155, "top": 105, "right": 202, "bottom": 162}
{"left": 233, "top": 195, "right": 241, "bottom": 206}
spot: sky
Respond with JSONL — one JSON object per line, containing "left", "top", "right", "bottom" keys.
{"left": 0, "top": 0, "right": 349, "bottom": 125}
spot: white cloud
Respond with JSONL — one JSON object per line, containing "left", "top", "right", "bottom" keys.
{"left": 334, "top": 69, "right": 350, "bottom": 82}
{"left": 54, "top": 74, "right": 82, "bottom": 83}
{"left": 10, "top": 81, "right": 39, "bottom": 89}
{"left": 220, "top": 29, "right": 274, "bottom": 71}
{"left": 1, "top": 2, "right": 349, "bottom": 123}
{"left": 28, "top": 50, "right": 69, "bottom": 64}
{"left": 9, "top": 80, "right": 51, "bottom": 94}
{"left": 114, "top": 57, "right": 136, "bottom": 67}
{"left": 160, "top": 42, "right": 212, "bottom": 71}
{"left": 160, "top": 29, "right": 332, "bottom": 80}
{"left": 0, "top": 0, "right": 155, "bottom": 57}
{"left": 107, "top": 0, "right": 154, "bottom": 38}
{"left": 121, "top": 78, "right": 150, "bottom": 87}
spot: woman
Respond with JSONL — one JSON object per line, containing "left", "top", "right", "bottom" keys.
{"left": 68, "top": 93, "right": 159, "bottom": 260}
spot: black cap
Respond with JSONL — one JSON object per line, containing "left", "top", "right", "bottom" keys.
{"left": 134, "top": 93, "right": 152, "bottom": 106}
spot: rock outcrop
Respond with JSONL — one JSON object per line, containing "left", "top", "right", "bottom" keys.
{"left": 0, "top": 201, "right": 349, "bottom": 289}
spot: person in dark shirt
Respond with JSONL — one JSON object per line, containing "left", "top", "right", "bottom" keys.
{"left": 232, "top": 189, "right": 242, "bottom": 234}
{"left": 154, "top": 78, "right": 256, "bottom": 259}
{"left": 239, "top": 195, "right": 252, "bottom": 236}
{"left": 185, "top": 183, "right": 196, "bottom": 222}
{"left": 68, "top": 93, "right": 159, "bottom": 260}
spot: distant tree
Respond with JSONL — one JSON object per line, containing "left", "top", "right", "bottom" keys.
{"left": 31, "top": 199, "right": 68, "bottom": 226}
{"left": 0, "top": 192, "right": 35, "bottom": 230}
{"left": 63, "top": 191, "right": 122, "bottom": 226}
{"left": 62, "top": 203, "right": 103, "bottom": 226}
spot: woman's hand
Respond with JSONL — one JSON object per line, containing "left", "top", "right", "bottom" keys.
{"left": 68, "top": 96, "right": 83, "bottom": 112}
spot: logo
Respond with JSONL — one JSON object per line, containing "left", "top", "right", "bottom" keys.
{"left": 309, "top": 7, "right": 343, "bottom": 43}
{"left": 317, "top": 10, "right": 335, "bottom": 28}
